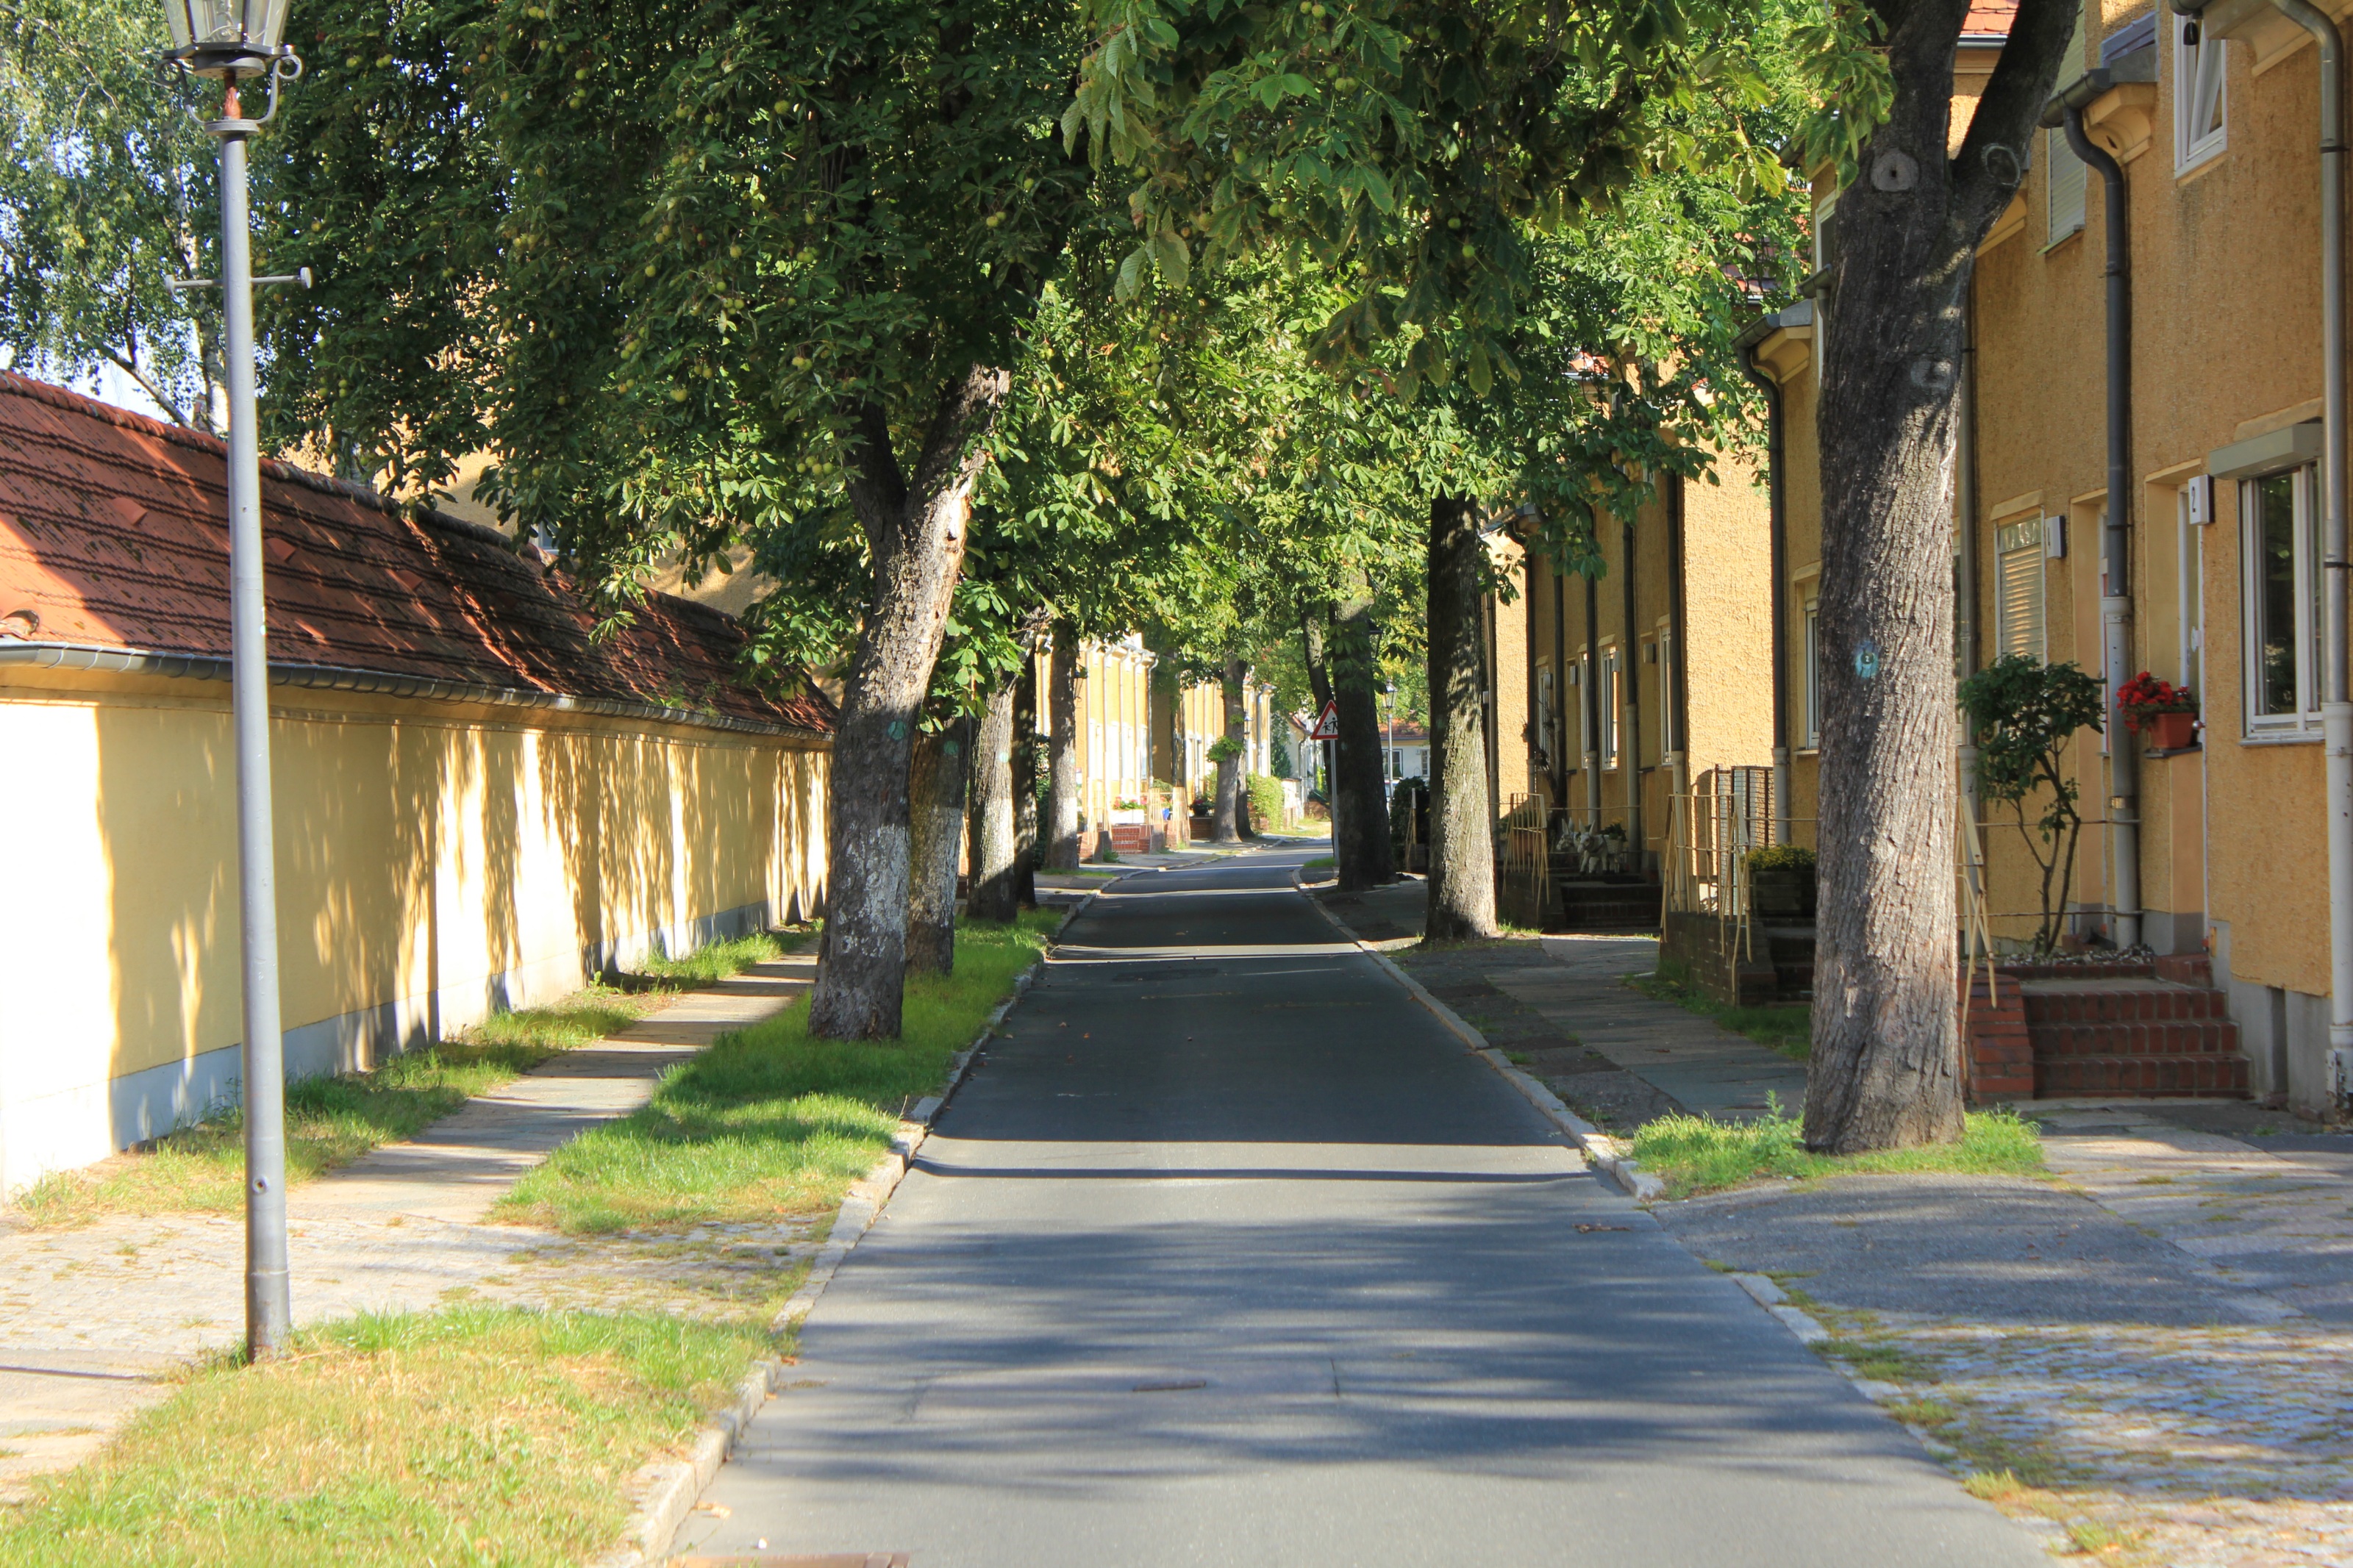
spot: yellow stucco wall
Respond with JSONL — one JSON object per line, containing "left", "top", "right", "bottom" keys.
{"left": 1512, "top": 459, "right": 1774, "bottom": 866}
{"left": 1963, "top": 0, "right": 2340, "bottom": 992}
{"left": 0, "top": 665, "right": 828, "bottom": 1193}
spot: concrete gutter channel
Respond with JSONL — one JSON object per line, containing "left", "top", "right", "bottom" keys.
{"left": 593, "top": 881, "right": 1139, "bottom": 1568}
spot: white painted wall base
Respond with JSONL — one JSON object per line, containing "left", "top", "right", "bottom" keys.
{"left": 0, "top": 898, "right": 773, "bottom": 1198}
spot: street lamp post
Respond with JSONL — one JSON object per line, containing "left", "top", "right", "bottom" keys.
{"left": 160, "top": 0, "right": 301, "bottom": 1360}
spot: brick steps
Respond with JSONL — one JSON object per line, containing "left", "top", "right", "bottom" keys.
{"left": 1967, "top": 954, "right": 2249, "bottom": 1101}
{"left": 2035, "top": 1053, "right": 2252, "bottom": 1097}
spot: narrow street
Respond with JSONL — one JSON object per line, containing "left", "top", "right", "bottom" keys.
{"left": 680, "top": 847, "right": 2043, "bottom": 1567}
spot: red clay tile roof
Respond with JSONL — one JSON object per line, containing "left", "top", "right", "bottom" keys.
{"left": 1963, "top": 0, "right": 2016, "bottom": 37}
{"left": 0, "top": 373, "right": 832, "bottom": 737}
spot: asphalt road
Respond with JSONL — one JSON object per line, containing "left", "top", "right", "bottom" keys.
{"left": 679, "top": 848, "right": 2042, "bottom": 1567}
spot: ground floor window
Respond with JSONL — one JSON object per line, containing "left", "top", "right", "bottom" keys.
{"left": 1995, "top": 516, "right": 2047, "bottom": 662}
{"left": 1600, "top": 646, "right": 1621, "bottom": 769}
{"left": 1802, "top": 600, "right": 1821, "bottom": 749}
{"left": 2243, "top": 465, "right": 2321, "bottom": 734}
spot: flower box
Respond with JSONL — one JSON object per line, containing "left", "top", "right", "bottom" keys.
{"left": 2149, "top": 710, "right": 2198, "bottom": 751}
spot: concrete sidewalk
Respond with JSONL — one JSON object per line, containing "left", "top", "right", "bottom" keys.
{"left": 0, "top": 948, "right": 815, "bottom": 1500}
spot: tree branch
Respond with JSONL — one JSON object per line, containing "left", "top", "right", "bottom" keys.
{"left": 1948, "top": 0, "right": 2082, "bottom": 244}
{"left": 101, "top": 348, "right": 192, "bottom": 428}
{"left": 840, "top": 397, "right": 908, "bottom": 537}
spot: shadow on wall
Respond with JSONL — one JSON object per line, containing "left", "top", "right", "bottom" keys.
{"left": 65, "top": 695, "right": 827, "bottom": 1178}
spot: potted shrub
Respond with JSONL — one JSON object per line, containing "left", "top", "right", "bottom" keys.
{"left": 2115, "top": 670, "right": 2199, "bottom": 751}
{"left": 1746, "top": 845, "right": 1817, "bottom": 920}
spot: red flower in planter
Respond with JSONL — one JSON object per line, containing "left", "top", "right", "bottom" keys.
{"left": 2115, "top": 671, "right": 2198, "bottom": 734}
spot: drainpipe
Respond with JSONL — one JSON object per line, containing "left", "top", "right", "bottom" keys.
{"left": 1668, "top": 474, "right": 1691, "bottom": 801}
{"left": 2176, "top": 0, "right": 2349, "bottom": 1100}
{"left": 1957, "top": 283, "right": 1982, "bottom": 819}
{"left": 2045, "top": 69, "right": 2140, "bottom": 951}
{"left": 1624, "top": 515, "right": 1643, "bottom": 863}
{"left": 1735, "top": 318, "right": 1793, "bottom": 843}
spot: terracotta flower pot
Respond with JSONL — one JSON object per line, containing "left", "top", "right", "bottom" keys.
{"left": 2149, "top": 710, "right": 2198, "bottom": 750}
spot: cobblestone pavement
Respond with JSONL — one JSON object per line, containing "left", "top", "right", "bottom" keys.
{"left": 1308, "top": 873, "right": 2353, "bottom": 1564}
{"left": 1821, "top": 1313, "right": 2353, "bottom": 1567}
{"left": 0, "top": 952, "right": 816, "bottom": 1501}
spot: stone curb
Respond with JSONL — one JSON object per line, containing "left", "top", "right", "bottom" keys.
{"left": 1292, "top": 870, "right": 1666, "bottom": 1201}
{"left": 592, "top": 920, "right": 1069, "bottom": 1568}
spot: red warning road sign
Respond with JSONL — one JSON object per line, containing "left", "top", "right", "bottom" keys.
{"left": 1309, "top": 700, "right": 1340, "bottom": 741}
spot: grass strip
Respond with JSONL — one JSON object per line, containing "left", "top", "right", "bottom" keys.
{"left": 499, "top": 910, "right": 1060, "bottom": 1236}
{"left": 1628, "top": 962, "right": 1813, "bottom": 1060}
{"left": 636, "top": 929, "right": 788, "bottom": 985}
{"left": 0, "top": 1306, "right": 768, "bottom": 1568}
{"left": 15, "top": 931, "right": 796, "bottom": 1227}
{"left": 1631, "top": 1102, "right": 2044, "bottom": 1199}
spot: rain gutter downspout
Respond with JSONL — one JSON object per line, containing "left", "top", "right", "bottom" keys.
{"left": 2044, "top": 66, "right": 2140, "bottom": 951}
{"left": 1735, "top": 318, "right": 1793, "bottom": 844}
{"left": 2178, "top": 0, "right": 2352, "bottom": 1103}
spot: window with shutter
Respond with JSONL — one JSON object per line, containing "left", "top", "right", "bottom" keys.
{"left": 1996, "top": 518, "right": 2047, "bottom": 661}
{"left": 2047, "top": 126, "right": 2087, "bottom": 245}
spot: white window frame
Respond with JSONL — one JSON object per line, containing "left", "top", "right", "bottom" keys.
{"left": 2241, "top": 465, "right": 2323, "bottom": 737}
{"left": 2178, "top": 487, "right": 2205, "bottom": 695}
{"left": 1600, "top": 645, "right": 1621, "bottom": 770}
{"left": 1535, "top": 661, "right": 1557, "bottom": 767}
{"left": 2175, "top": 12, "right": 2227, "bottom": 171}
{"left": 1802, "top": 601, "right": 1821, "bottom": 751}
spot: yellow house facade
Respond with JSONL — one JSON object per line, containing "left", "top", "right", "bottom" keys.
{"left": 1763, "top": 0, "right": 2353, "bottom": 1109}
{"left": 1507, "top": 463, "right": 1777, "bottom": 869}
{"left": 0, "top": 375, "right": 832, "bottom": 1194}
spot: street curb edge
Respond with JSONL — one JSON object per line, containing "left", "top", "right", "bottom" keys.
{"left": 593, "top": 931, "right": 1065, "bottom": 1568}
{"left": 1291, "top": 868, "right": 1667, "bottom": 1203}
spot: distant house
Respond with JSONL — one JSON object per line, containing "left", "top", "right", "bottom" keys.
{"left": 0, "top": 373, "right": 834, "bottom": 1194}
{"left": 1383, "top": 722, "right": 1431, "bottom": 784}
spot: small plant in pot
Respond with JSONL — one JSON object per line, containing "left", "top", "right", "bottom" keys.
{"left": 1746, "top": 845, "right": 1817, "bottom": 920}
{"left": 2115, "top": 671, "right": 2199, "bottom": 750}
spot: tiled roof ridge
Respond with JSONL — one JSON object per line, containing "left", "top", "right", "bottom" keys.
{"left": 0, "top": 370, "right": 775, "bottom": 667}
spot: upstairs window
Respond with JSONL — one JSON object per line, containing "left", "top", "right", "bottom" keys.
{"left": 2176, "top": 12, "right": 2227, "bottom": 169}
{"left": 2047, "top": 126, "right": 2088, "bottom": 244}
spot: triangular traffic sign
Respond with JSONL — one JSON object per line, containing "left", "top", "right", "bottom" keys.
{"left": 1309, "top": 699, "right": 1340, "bottom": 741}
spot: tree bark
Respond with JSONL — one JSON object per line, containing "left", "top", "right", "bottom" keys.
{"left": 1045, "top": 631, "right": 1082, "bottom": 869}
{"left": 1330, "top": 580, "right": 1393, "bottom": 890}
{"left": 805, "top": 365, "right": 1010, "bottom": 1039}
{"left": 1804, "top": 0, "right": 2076, "bottom": 1150}
{"left": 1213, "top": 656, "right": 1246, "bottom": 842}
{"left": 1013, "top": 656, "right": 1041, "bottom": 908}
{"left": 1301, "top": 609, "right": 1334, "bottom": 831}
{"left": 907, "top": 715, "right": 974, "bottom": 973}
{"left": 965, "top": 680, "right": 1020, "bottom": 922}
{"left": 1426, "top": 495, "right": 1499, "bottom": 942}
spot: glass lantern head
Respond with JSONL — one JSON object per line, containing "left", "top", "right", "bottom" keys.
{"left": 162, "top": 0, "right": 291, "bottom": 77}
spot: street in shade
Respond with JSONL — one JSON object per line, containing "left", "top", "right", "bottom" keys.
{"left": 676, "top": 847, "right": 2045, "bottom": 1567}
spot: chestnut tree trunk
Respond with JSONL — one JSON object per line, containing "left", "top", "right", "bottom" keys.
{"left": 1045, "top": 632, "right": 1082, "bottom": 869}
{"left": 1804, "top": 0, "right": 2074, "bottom": 1150}
{"left": 1425, "top": 495, "right": 1497, "bottom": 942}
{"left": 965, "top": 681, "right": 1021, "bottom": 923}
{"left": 1012, "top": 656, "right": 1041, "bottom": 908}
{"left": 907, "top": 714, "right": 973, "bottom": 974}
{"left": 1213, "top": 656, "right": 1246, "bottom": 842}
{"left": 1331, "top": 579, "right": 1393, "bottom": 890}
{"left": 806, "top": 366, "right": 1009, "bottom": 1039}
